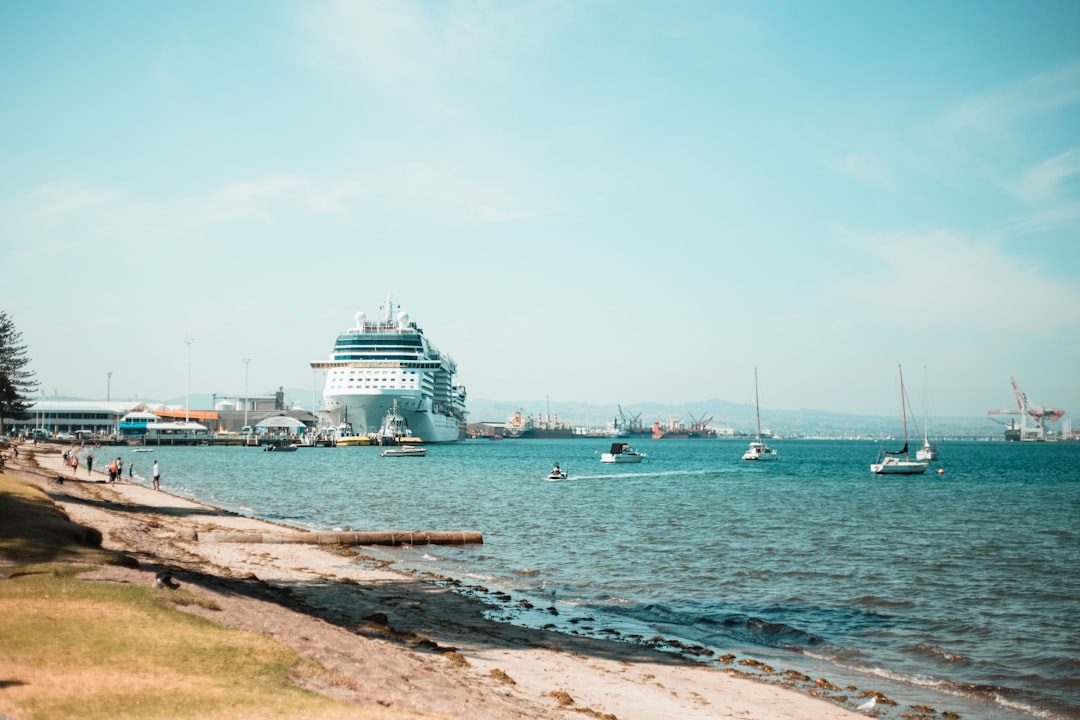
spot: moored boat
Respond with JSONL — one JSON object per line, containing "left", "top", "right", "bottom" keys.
{"left": 380, "top": 445, "right": 427, "bottom": 457}
{"left": 871, "top": 365, "right": 929, "bottom": 475}
{"left": 916, "top": 366, "right": 939, "bottom": 462}
{"left": 742, "top": 368, "right": 778, "bottom": 462}
{"left": 600, "top": 442, "right": 645, "bottom": 463}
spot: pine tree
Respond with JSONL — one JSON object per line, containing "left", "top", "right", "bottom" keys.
{"left": 0, "top": 309, "right": 39, "bottom": 435}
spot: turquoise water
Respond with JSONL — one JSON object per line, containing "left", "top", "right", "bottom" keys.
{"left": 129, "top": 439, "right": 1080, "bottom": 719}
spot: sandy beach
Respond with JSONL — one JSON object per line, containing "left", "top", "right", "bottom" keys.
{"left": 10, "top": 446, "right": 868, "bottom": 720}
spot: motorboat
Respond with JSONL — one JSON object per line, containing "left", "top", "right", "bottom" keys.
{"left": 871, "top": 365, "right": 929, "bottom": 475}
{"left": 600, "top": 442, "right": 645, "bottom": 463}
{"left": 264, "top": 442, "right": 299, "bottom": 452}
{"left": 380, "top": 445, "right": 427, "bottom": 457}
{"left": 742, "top": 367, "right": 778, "bottom": 461}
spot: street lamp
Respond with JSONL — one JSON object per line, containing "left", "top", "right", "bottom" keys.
{"left": 243, "top": 357, "right": 251, "bottom": 430}
{"left": 184, "top": 336, "right": 194, "bottom": 423}
{"left": 107, "top": 371, "right": 112, "bottom": 402}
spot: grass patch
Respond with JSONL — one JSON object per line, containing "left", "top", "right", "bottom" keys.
{"left": 0, "top": 472, "right": 131, "bottom": 566}
{"left": 0, "top": 470, "right": 426, "bottom": 720}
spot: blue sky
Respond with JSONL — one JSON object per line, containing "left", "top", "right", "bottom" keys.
{"left": 1, "top": 0, "right": 1077, "bottom": 420}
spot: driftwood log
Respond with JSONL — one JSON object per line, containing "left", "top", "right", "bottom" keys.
{"left": 195, "top": 530, "right": 483, "bottom": 546}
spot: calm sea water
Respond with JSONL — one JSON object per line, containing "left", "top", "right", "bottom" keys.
{"left": 127, "top": 439, "right": 1079, "bottom": 719}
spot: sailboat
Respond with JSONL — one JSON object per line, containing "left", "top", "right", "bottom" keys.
{"left": 742, "top": 367, "right": 778, "bottom": 461}
{"left": 916, "top": 366, "right": 939, "bottom": 462}
{"left": 871, "top": 364, "right": 929, "bottom": 475}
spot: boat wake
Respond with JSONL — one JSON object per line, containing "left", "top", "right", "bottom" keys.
{"left": 565, "top": 469, "right": 710, "bottom": 482}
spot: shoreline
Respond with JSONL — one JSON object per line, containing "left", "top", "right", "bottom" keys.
{"left": 16, "top": 446, "right": 870, "bottom": 719}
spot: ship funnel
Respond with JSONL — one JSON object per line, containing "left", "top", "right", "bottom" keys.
{"left": 354, "top": 312, "right": 366, "bottom": 330}
{"left": 397, "top": 311, "right": 410, "bottom": 329}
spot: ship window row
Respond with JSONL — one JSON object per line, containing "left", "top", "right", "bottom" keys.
{"left": 334, "top": 346, "right": 423, "bottom": 354}
{"left": 333, "top": 369, "right": 418, "bottom": 377}
{"left": 334, "top": 340, "right": 423, "bottom": 350}
{"left": 332, "top": 356, "right": 421, "bottom": 362}
{"left": 338, "top": 333, "right": 423, "bottom": 343}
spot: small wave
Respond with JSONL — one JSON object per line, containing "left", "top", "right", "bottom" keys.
{"left": 460, "top": 571, "right": 496, "bottom": 582}
{"left": 911, "top": 643, "right": 969, "bottom": 663}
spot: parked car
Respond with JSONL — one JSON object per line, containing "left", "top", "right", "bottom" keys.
{"left": 55, "top": 432, "right": 76, "bottom": 441}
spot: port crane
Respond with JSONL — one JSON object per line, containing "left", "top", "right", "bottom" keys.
{"left": 686, "top": 412, "right": 715, "bottom": 434}
{"left": 987, "top": 376, "right": 1065, "bottom": 441}
{"left": 616, "top": 405, "right": 645, "bottom": 433}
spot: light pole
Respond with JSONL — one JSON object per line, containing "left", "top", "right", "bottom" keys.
{"left": 184, "top": 336, "right": 194, "bottom": 423}
{"left": 107, "top": 371, "right": 112, "bottom": 401}
{"left": 243, "top": 357, "right": 251, "bottom": 430}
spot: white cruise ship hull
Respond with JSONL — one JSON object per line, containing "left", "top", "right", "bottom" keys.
{"left": 325, "top": 391, "right": 465, "bottom": 443}
{"left": 313, "top": 296, "right": 467, "bottom": 445}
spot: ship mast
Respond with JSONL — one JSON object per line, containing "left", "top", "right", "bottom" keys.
{"left": 382, "top": 292, "right": 394, "bottom": 324}
{"left": 754, "top": 367, "right": 763, "bottom": 443}
{"left": 898, "top": 364, "right": 910, "bottom": 459}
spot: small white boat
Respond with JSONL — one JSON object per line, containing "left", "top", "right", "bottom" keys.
{"left": 380, "top": 445, "right": 427, "bottom": 457}
{"left": 132, "top": 448, "right": 153, "bottom": 453}
{"left": 743, "top": 441, "right": 777, "bottom": 461}
{"left": 915, "top": 366, "right": 939, "bottom": 462}
{"left": 915, "top": 440, "right": 938, "bottom": 462}
{"left": 600, "top": 442, "right": 645, "bottom": 463}
{"left": 871, "top": 455, "right": 929, "bottom": 474}
{"left": 871, "top": 365, "right": 929, "bottom": 475}
{"left": 264, "top": 442, "right": 299, "bottom": 452}
{"left": 742, "top": 368, "right": 778, "bottom": 461}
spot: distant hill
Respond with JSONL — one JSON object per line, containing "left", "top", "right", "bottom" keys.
{"left": 463, "top": 398, "right": 1008, "bottom": 440}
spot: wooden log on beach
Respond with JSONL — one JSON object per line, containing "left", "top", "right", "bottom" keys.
{"left": 195, "top": 530, "right": 483, "bottom": 546}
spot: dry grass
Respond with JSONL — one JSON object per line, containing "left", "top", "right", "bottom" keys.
{"left": 0, "top": 471, "right": 429, "bottom": 720}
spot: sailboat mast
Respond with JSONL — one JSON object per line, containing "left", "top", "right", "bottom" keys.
{"left": 754, "top": 367, "right": 762, "bottom": 442}
{"left": 923, "top": 366, "right": 929, "bottom": 445}
{"left": 898, "top": 364, "right": 910, "bottom": 458}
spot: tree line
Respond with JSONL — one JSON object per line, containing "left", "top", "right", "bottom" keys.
{"left": 0, "top": 309, "right": 38, "bottom": 436}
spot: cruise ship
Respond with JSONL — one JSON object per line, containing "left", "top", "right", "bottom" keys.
{"left": 311, "top": 296, "right": 467, "bottom": 443}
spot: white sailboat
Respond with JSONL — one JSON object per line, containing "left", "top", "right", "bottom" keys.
{"left": 743, "top": 367, "right": 777, "bottom": 461}
{"left": 916, "top": 365, "right": 939, "bottom": 462}
{"left": 871, "top": 364, "right": 929, "bottom": 475}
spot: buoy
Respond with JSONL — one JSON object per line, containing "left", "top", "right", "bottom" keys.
{"left": 937, "top": 468, "right": 944, "bottom": 474}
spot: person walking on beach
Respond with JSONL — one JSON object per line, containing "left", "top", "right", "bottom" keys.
{"left": 86, "top": 453, "right": 93, "bottom": 476}
{"left": 116, "top": 458, "right": 124, "bottom": 482}
{"left": 128, "top": 462, "right": 134, "bottom": 482}
{"left": 152, "top": 460, "right": 160, "bottom": 491}
{"left": 108, "top": 459, "right": 117, "bottom": 484}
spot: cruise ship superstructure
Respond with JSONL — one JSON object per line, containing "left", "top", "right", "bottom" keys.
{"left": 311, "top": 296, "right": 467, "bottom": 443}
